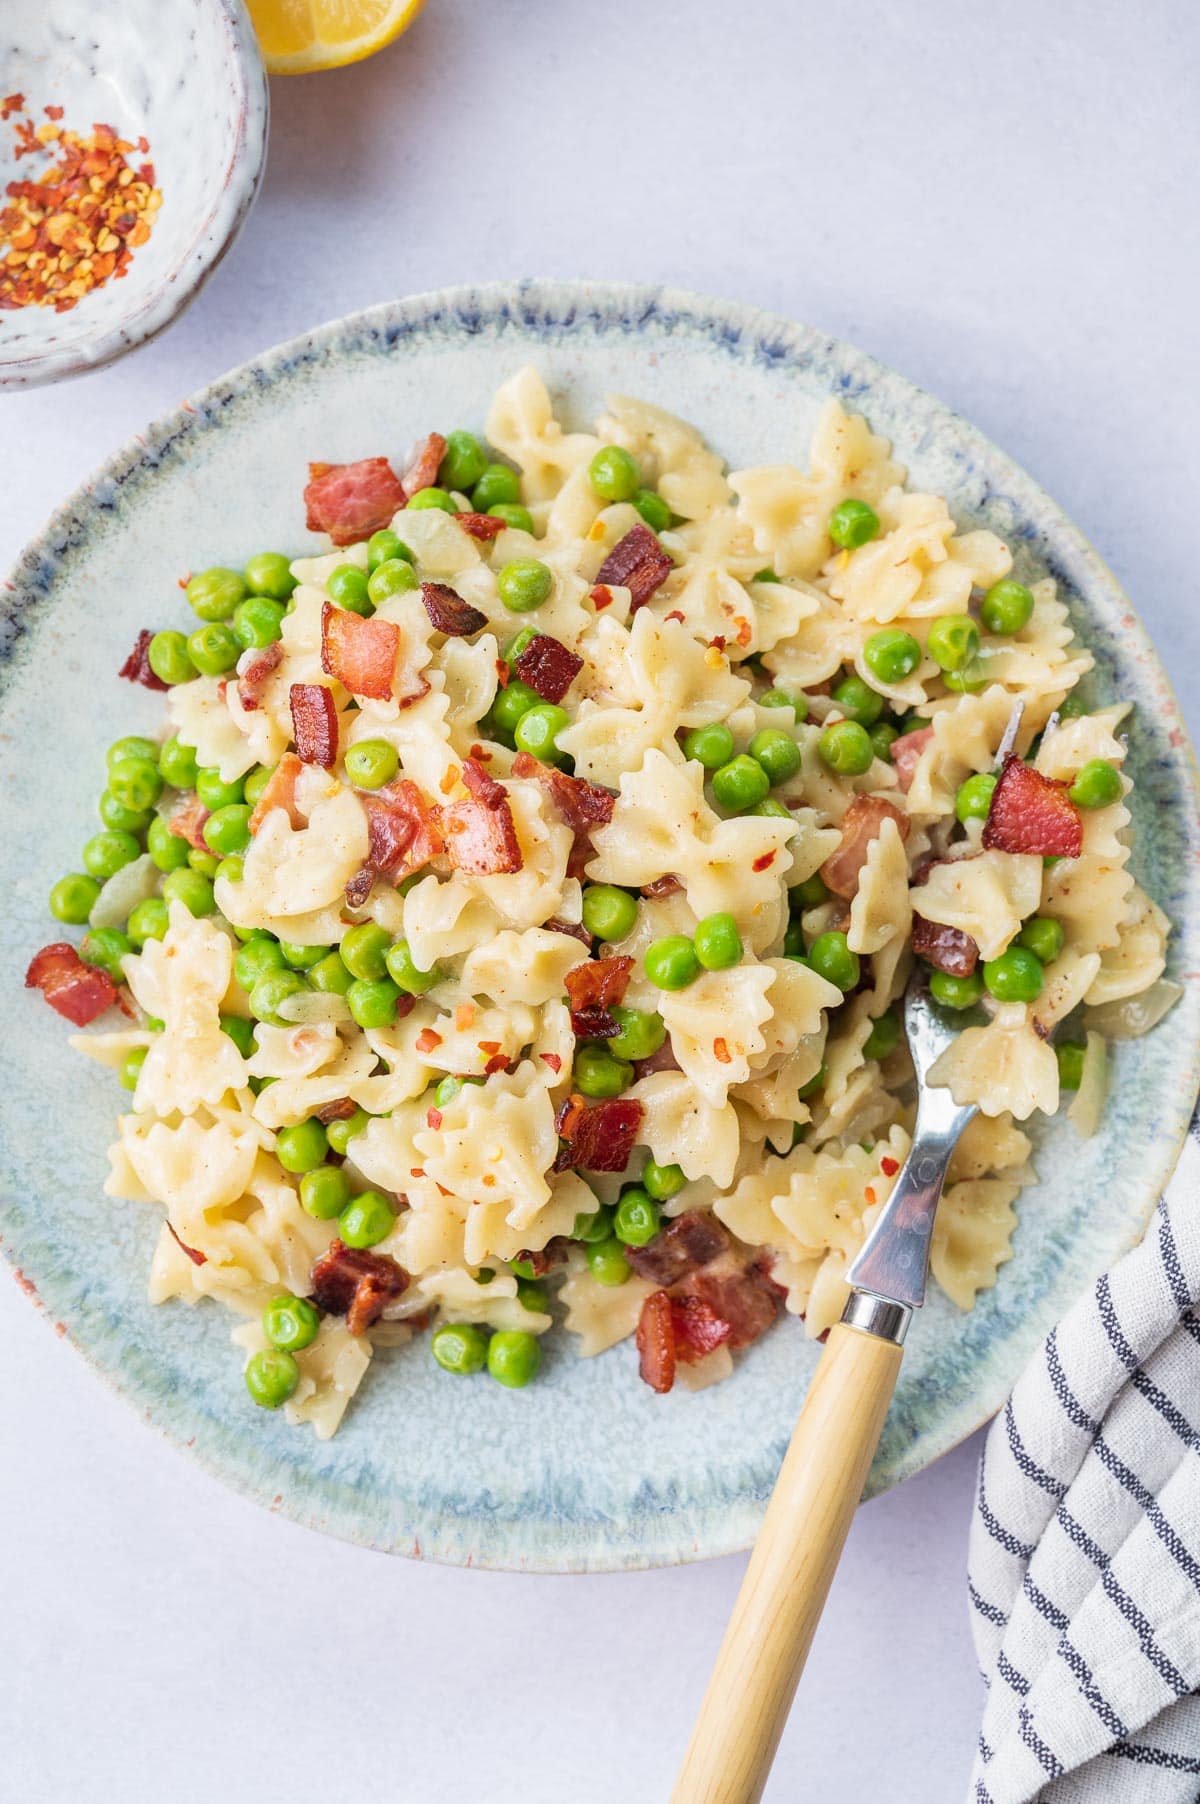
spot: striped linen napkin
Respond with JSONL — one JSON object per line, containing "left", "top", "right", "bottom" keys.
{"left": 967, "top": 1096, "right": 1200, "bottom": 1802}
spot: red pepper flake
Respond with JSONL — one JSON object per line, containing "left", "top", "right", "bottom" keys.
{"left": 415, "top": 1028, "right": 443, "bottom": 1054}
{"left": 713, "top": 1036, "right": 732, "bottom": 1064}
{"left": 752, "top": 851, "right": 776, "bottom": 872}
{"left": 734, "top": 616, "right": 753, "bottom": 647}
{"left": 484, "top": 1053, "right": 509, "bottom": 1075}
{"left": 540, "top": 1052, "right": 563, "bottom": 1074}
{"left": 167, "top": 1222, "right": 207, "bottom": 1267}
{"left": 880, "top": 1156, "right": 900, "bottom": 1177}
{"left": 410, "top": 1168, "right": 425, "bottom": 1178}
{"left": 425, "top": 1108, "right": 443, "bottom": 1131}
{"left": 708, "top": 634, "right": 727, "bottom": 652}
{"left": 1, "top": 96, "right": 25, "bottom": 122}
{"left": 455, "top": 1004, "right": 476, "bottom": 1031}
{"left": 468, "top": 743, "right": 493, "bottom": 764}
{"left": 477, "top": 1039, "right": 502, "bottom": 1056}
{"left": 439, "top": 765, "right": 461, "bottom": 796}
{"left": 864, "top": 1186, "right": 877, "bottom": 1206}
{"left": 44, "top": 104, "right": 64, "bottom": 121}
{"left": 590, "top": 583, "right": 615, "bottom": 610}
{"left": 495, "top": 658, "right": 511, "bottom": 687}
{"left": 664, "top": 609, "right": 686, "bottom": 624}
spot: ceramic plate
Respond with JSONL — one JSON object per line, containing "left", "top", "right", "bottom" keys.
{"left": 3, "top": 281, "right": 1198, "bottom": 1571}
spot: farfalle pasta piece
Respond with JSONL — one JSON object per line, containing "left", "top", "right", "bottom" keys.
{"left": 1083, "top": 884, "right": 1170, "bottom": 1005}
{"left": 930, "top": 1179, "right": 1022, "bottom": 1310}
{"left": 929, "top": 1002, "right": 1060, "bottom": 1121}
{"left": 659, "top": 964, "right": 776, "bottom": 1106}
{"left": 913, "top": 850, "right": 1042, "bottom": 962}
{"left": 561, "top": 1248, "right": 657, "bottom": 1356}
{"left": 485, "top": 365, "right": 601, "bottom": 503}
{"left": 630, "top": 1069, "right": 742, "bottom": 1188}
{"left": 826, "top": 490, "right": 1011, "bottom": 624}
{"left": 599, "top": 393, "right": 731, "bottom": 522}
{"left": 848, "top": 815, "right": 912, "bottom": 956}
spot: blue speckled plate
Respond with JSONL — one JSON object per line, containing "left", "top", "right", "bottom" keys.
{"left": 3, "top": 282, "right": 1198, "bottom": 1571}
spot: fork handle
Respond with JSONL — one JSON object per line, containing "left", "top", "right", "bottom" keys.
{"left": 671, "top": 1313, "right": 905, "bottom": 1804}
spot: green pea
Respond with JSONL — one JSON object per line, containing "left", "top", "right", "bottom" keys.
{"left": 341, "top": 921, "right": 391, "bottom": 981}
{"left": 1069, "top": 760, "right": 1122, "bottom": 810}
{"left": 792, "top": 871, "right": 829, "bottom": 909}
{"left": 242, "top": 765, "right": 273, "bottom": 809}
{"left": 682, "top": 722, "right": 735, "bottom": 769}
{"left": 345, "top": 739, "right": 400, "bottom": 790}
{"left": 162, "top": 867, "right": 215, "bottom": 917}
{"left": 614, "top": 1187, "right": 661, "bottom": 1247}
{"left": 120, "top": 1046, "right": 148, "bottom": 1091}
{"left": 339, "top": 1188, "right": 395, "bottom": 1248}
{"left": 574, "top": 1044, "right": 634, "bottom": 1098}
{"left": 955, "top": 771, "right": 998, "bottom": 824}
{"left": 642, "top": 1159, "right": 685, "bottom": 1201}
{"left": 309, "top": 952, "right": 354, "bottom": 996}
{"left": 870, "top": 722, "right": 898, "bottom": 761}
{"left": 981, "top": 579, "right": 1035, "bottom": 636}
{"left": 645, "top": 935, "right": 700, "bottom": 991}
{"left": 498, "top": 558, "right": 553, "bottom": 613}
{"left": 48, "top": 873, "right": 100, "bottom": 930}
{"left": 406, "top": 486, "right": 457, "bottom": 513}
{"left": 589, "top": 445, "right": 641, "bottom": 503}
{"left": 147, "top": 630, "right": 197, "bottom": 687}
{"left": 232, "top": 596, "right": 286, "bottom": 650}
{"left": 367, "top": 558, "right": 418, "bottom": 604}
{"left": 900, "top": 713, "right": 932, "bottom": 736}
{"left": 159, "top": 737, "right": 199, "bottom": 789}
{"left": 488, "top": 502, "right": 535, "bottom": 534}
{"left": 326, "top": 563, "right": 372, "bottom": 616}
{"left": 1056, "top": 1040, "right": 1086, "bottom": 1091}
{"left": 275, "top": 1118, "right": 328, "bottom": 1175}
{"left": 81, "top": 927, "right": 133, "bottom": 982}
{"left": 516, "top": 1279, "right": 549, "bottom": 1313}
{"left": 186, "top": 566, "right": 247, "bottom": 622}
{"left": 586, "top": 1237, "right": 631, "bottom": 1286}
{"left": 327, "top": 1108, "right": 370, "bottom": 1155}
{"left": 276, "top": 941, "right": 328, "bottom": 972}
{"left": 472, "top": 464, "right": 522, "bottom": 511}
{"left": 487, "top": 1329, "right": 541, "bottom": 1387}
{"left": 82, "top": 831, "right": 141, "bottom": 881}
{"left": 99, "top": 789, "right": 152, "bottom": 835}
{"left": 245, "top": 1348, "right": 299, "bottom": 1409}
{"left": 817, "top": 720, "right": 874, "bottom": 775}
{"left": 127, "top": 897, "right": 169, "bottom": 946}
{"left": 243, "top": 552, "right": 296, "bottom": 601}
{"left": 107, "top": 735, "right": 159, "bottom": 770}
{"left": 248, "top": 968, "right": 308, "bottom": 1024}
{"left": 748, "top": 727, "right": 802, "bottom": 786}
{"left": 693, "top": 911, "right": 743, "bottom": 970}
{"left": 831, "top": 675, "right": 884, "bottom": 728}
{"left": 434, "top": 1074, "right": 484, "bottom": 1107}
{"left": 581, "top": 884, "right": 637, "bottom": 942}
{"left": 863, "top": 1012, "right": 900, "bottom": 1061}
{"left": 633, "top": 489, "right": 671, "bottom": 531}
{"left": 184, "top": 622, "right": 239, "bottom": 677}
{"left": 219, "top": 1013, "right": 257, "bottom": 1057}
{"left": 926, "top": 616, "right": 980, "bottom": 673}
{"left": 808, "top": 930, "right": 860, "bottom": 992}
{"left": 509, "top": 1256, "right": 539, "bottom": 1281}
{"left": 572, "top": 1204, "right": 614, "bottom": 1244}
{"left": 797, "top": 1062, "right": 827, "bottom": 1100}
{"left": 299, "top": 1165, "right": 352, "bottom": 1220}
{"left": 492, "top": 678, "right": 541, "bottom": 736}
{"left": 982, "top": 946, "right": 1044, "bottom": 1004}
{"left": 235, "top": 936, "right": 286, "bottom": 990}
{"left": 259, "top": 1293, "right": 320, "bottom": 1354}
{"left": 196, "top": 768, "right": 244, "bottom": 810}
{"left": 190, "top": 848, "right": 225, "bottom": 878}
{"left": 863, "top": 628, "right": 922, "bottom": 685}
{"left": 435, "top": 430, "right": 487, "bottom": 494}
{"left": 108, "top": 756, "right": 164, "bottom": 813}
{"left": 202, "top": 803, "right": 252, "bottom": 857}
{"left": 216, "top": 856, "right": 244, "bottom": 886}
{"left": 385, "top": 938, "right": 440, "bottom": 995}
{"left": 712, "top": 754, "right": 771, "bottom": 811}
{"left": 608, "top": 1006, "right": 666, "bottom": 1062}
{"left": 758, "top": 688, "right": 807, "bottom": 722}
{"left": 753, "top": 569, "right": 780, "bottom": 583}
{"left": 749, "top": 799, "right": 792, "bottom": 823}
{"left": 929, "top": 969, "right": 985, "bottom": 1010}
{"left": 828, "top": 498, "right": 880, "bottom": 549}
{"left": 943, "top": 660, "right": 987, "bottom": 695}
{"left": 513, "top": 702, "right": 569, "bottom": 762}
{"left": 348, "top": 977, "right": 401, "bottom": 1029}
{"left": 366, "top": 528, "right": 412, "bottom": 572}
{"left": 1018, "top": 916, "right": 1065, "bottom": 965}
{"left": 432, "top": 1321, "right": 489, "bottom": 1374}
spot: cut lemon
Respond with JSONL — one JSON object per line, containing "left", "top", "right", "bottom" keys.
{"left": 247, "top": 0, "right": 427, "bottom": 76}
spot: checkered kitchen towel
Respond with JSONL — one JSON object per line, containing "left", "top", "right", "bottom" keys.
{"left": 968, "top": 1097, "right": 1200, "bottom": 1802}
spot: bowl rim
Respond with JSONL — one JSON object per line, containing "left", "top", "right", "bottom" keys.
{"left": 0, "top": 0, "right": 269, "bottom": 389}
{"left": 5, "top": 277, "right": 1200, "bottom": 1570}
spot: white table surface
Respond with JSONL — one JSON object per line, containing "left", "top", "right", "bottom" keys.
{"left": 3, "top": 4, "right": 1197, "bottom": 1799}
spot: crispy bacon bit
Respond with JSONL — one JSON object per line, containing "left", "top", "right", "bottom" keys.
{"left": 24, "top": 943, "right": 116, "bottom": 1026}
{"left": 310, "top": 1240, "right": 409, "bottom": 1337}
{"left": 820, "top": 796, "right": 911, "bottom": 900}
{"left": 564, "top": 955, "right": 634, "bottom": 1039}
{"left": 673, "top": 1294, "right": 733, "bottom": 1361}
{"left": 544, "top": 916, "right": 593, "bottom": 947}
{"left": 590, "top": 583, "right": 615, "bottom": 610}
{"left": 401, "top": 432, "right": 447, "bottom": 496}
{"left": 346, "top": 777, "right": 445, "bottom": 906}
{"left": 435, "top": 787, "right": 523, "bottom": 875}
{"left": 637, "top": 1254, "right": 783, "bottom": 1394}
{"left": 512, "top": 752, "right": 614, "bottom": 876}
{"left": 752, "top": 851, "right": 776, "bottom": 873}
{"left": 911, "top": 913, "right": 979, "bottom": 977}
{"left": 304, "top": 457, "right": 406, "bottom": 547}
{"left": 426, "top": 1107, "right": 443, "bottom": 1131}
{"left": 595, "top": 524, "right": 674, "bottom": 611}
{"left": 235, "top": 641, "right": 283, "bottom": 711}
{"left": 880, "top": 1156, "right": 900, "bottom": 1177}
{"left": 982, "top": 754, "right": 1083, "bottom": 858}
{"left": 249, "top": 752, "right": 305, "bottom": 835}
{"left": 713, "top": 1036, "right": 731, "bottom": 1064}
{"left": 315, "top": 1097, "right": 358, "bottom": 1124}
{"left": 513, "top": 633, "right": 584, "bottom": 704}
{"left": 554, "top": 1094, "right": 644, "bottom": 1172}
{"left": 420, "top": 580, "right": 488, "bottom": 638}
{"left": 641, "top": 874, "right": 682, "bottom": 899}
{"left": 540, "top": 1052, "right": 563, "bottom": 1074}
{"left": 680, "top": 1264, "right": 779, "bottom": 1351}
{"left": 289, "top": 683, "right": 339, "bottom": 769}
{"left": 167, "top": 1221, "right": 207, "bottom": 1267}
{"left": 415, "top": 1028, "right": 442, "bottom": 1054}
{"left": 890, "top": 725, "right": 935, "bottom": 792}
{"left": 118, "top": 629, "right": 168, "bottom": 692}
{"left": 637, "top": 1291, "right": 676, "bottom": 1394}
{"left": 625, "top": 1212, "right": 730, "bottom": 1286}
{"left": 460, "top": 755, "right": 507, "bottom": 808}
{"left": 454, "top": 511, "right": 507, "bottom": 541}
{"left": 167, "top": 794, "right": 210, "bottom": 851}
{"left": 320, "top": 601, "right": 400, "bottom": 702}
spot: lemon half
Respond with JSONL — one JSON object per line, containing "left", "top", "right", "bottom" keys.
{"left": 248, "top": 0, "right": 427, "bottom": 75}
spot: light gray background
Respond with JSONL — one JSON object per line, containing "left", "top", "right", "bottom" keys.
{"left": 2, "top": 3, "right": 1197, "bottom": 1799}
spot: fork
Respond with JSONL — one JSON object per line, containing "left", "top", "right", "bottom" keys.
{"left": 672, "top": 976, "right": 977, "bottom": 1804}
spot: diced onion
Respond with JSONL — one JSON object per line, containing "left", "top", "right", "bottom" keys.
{"left": 89, "top": 854, "right": 158, "bottom": 930}
{"left": 1067, "top": 1031, "right": 1108, "bottom": 1139}
{"left": 1083, "top": 979, "right": 1183, "bottom": 1041}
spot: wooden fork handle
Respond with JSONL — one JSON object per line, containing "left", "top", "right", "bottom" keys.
{"left": 671, "top": 1318, "right": 904, "bottom": 1804}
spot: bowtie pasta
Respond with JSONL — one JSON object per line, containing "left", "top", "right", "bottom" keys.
{"left": 27, "top": 372, "right": 1177, "bottom": 1434}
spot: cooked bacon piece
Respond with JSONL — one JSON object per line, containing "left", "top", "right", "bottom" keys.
{"left": 680, "top": 1264, "right": 779, "bottom": 1351}
{"left": 641, "top": 873, "right": 682, "bottom": 899}
{"left": 624, "top": 1210, "right": 730, "bottom": 1286}
{"left": 420, "top": 580, "right": 488, "bottom": 638}
{"left": 553, "top": 1094, "right": 643, "bottom": 1172}
{"left": 248, "top": 751, "right": 305, "bottom": 834}
{"left": 436, "top": 795, "right": 522, "bottom": 875}
{"left": 25, "top": 943, "right": 116, "bottom": 1026}
{"left": 595, "top": 523, "right": 673, "bottom": 611}
{"left": 563, "top": 955, "right": 634, "bottom": 1039}
{"left": 820, "top": 795, "right": 911, "bottom": 900}
{"left": 235, "top": 641, "right": 283, "bottom": 711}
{"left": 637, "top": 1290, "right": 676, "bottom": 1394}
{"left": 513, "top": 633, "right": 583, "bottom": 704}
{"left": 304, "top": 457, "right": 406, "bottom": 547}
{"left": 672, "top": 1293, "right": 733, "bottom": 1361}
{"left": 289, "top": 682, "right": 339, "bottom": 769}
{"left": 320, "top": 601, "right": 400, "bottom": 702}
{"left": 401, "top": 431, "right": 447, "bottom": 496}
{"left": 167, "top": 1221, "right": 207, "bottom": 1267}
{"left": 346, "top": 778, "right": 444, "bottom": 905}
{"left": 911, "top": 913, "right": 979, "bottom": 977}
{"left": 543, "top": 916, "right": 593, "bottom": 947}
{"left": 982, "top": 754, "right": 1083, "bottom": 858}
{"left": 511, "top": 752, "right": 614, "bottom": 877}
{"left": 454, "top": 511, "right": 507, "bottom": 541}
{"left": 314, "top": 1097, "right": 358, "bottom": 1124}
{"left": 167, "top": 793, "right": 211, "bottom": 851}
{"left": 460, "top": 754, "right": 507, "bottom": 807}
{"left": 310, "top": 1239, "right": 409, "bottom": 1337}
{"left": 890, "top": 725, "right": 934, "bottom": 792}
{"left": 118, "top": 628, "right": 168, "bottom": 692}
{"left": 632, "top": 1034, "right": 681, "bottom": 1083}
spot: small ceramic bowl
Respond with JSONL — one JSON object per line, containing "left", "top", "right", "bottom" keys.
{"left": 0, "top": 0, "right": 267, "bottom": 387}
